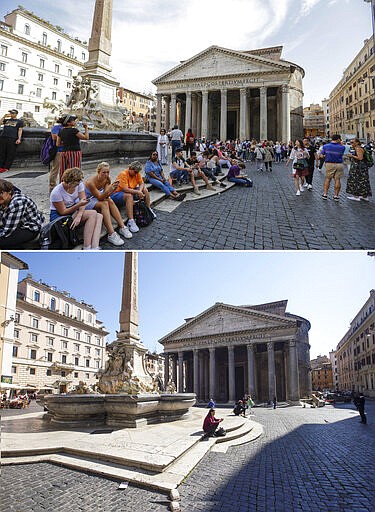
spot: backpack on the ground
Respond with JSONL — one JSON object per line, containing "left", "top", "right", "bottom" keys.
{"left": 215, "top": 427, "right": 226, "bottom": 437}
{"left": 132, "top": 200, "right": 154, "bottom": 228}
{"left": 40, "top": 135, "right": 58, "bottom": 165}
{"left": 39, "top": 216, "right": 80, "bottom": 250}
{"left": 363, "top": 148, "right": 374, "bottom": 168}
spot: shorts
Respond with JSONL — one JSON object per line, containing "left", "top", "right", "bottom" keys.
{"left": 85, "top": 196, "right": 99, "bottom": 210}
{"left": 110, "top": 190, "right": 137, "bottom": 208}
{"left": 325, "top": 162, "right": 344, "bottom": 179}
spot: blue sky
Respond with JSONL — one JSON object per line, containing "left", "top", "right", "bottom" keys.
{"left": 9, "top": 251, "right": 375, "bottom": 359}
{"left": 1, "top": 0, "right": 372, "bottom": 104}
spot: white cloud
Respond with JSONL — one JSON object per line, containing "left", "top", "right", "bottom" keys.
{"left": 300, "top": 0, "right": 322, "bottom": 15}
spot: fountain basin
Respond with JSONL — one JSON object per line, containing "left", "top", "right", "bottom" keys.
{"left": 42, "top": 393, "right": 196, "bottom": 428}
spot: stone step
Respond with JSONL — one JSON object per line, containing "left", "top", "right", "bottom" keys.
{"left": 211, "top": 422, "right": 264, "bottom": 453}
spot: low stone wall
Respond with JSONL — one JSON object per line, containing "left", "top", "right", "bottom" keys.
{"left": 13, "top": 128, "right": 158, "bottom": 170}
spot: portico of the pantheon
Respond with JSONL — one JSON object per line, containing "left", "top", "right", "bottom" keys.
{"left": 152, "top": 45, "right": 304, "bottom": 142}
{"left": 159, "top": 300, "right": 311, "bottom": 403}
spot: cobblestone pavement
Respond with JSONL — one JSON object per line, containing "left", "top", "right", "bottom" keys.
{"left": 1, "top": 402, "right": 374, "bottom": 511}
{"left": 6, "top": 160, "right": 375, "bottom": 250}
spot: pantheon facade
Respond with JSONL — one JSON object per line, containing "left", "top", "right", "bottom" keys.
{"left": 152, "top": 45, "right": 304, "bottom": 142}
{"left": 159, "top": 300, "right": 311, "bottom": 403}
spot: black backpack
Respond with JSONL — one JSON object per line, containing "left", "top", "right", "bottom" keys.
{"left": 132, "top": 200, "right": 154, "bottom": 228}
{"left": 39, "top": 216, "right": 80, "bottom": 250}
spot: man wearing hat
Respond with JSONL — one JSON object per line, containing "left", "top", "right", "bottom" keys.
{"left": 0, "top": 109, "right": 24, "bottom": 173}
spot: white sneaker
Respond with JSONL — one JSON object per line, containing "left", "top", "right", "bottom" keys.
{"left": 359, "top": 196, "right": 369, "bottom": 201}
{"left": 299, "top": 186, "right": 304, "bottom": 192}
{"left": 127, "top": 219, "right": 139, "bottom": 233}
{"left": 307, "top": 184, "right": 313, "bottom": 190}
{"left": 193, "top": 187, "right": 201, "bottom": 195}
{"left": 149, "top": 208, "right": 157, "bottom": 219}
{"left": 119, "top": 226, "right": 132, "bottom": 239}
{"left": 296, "top": 190, "right": 301, "bottom": 196}
{"left": 107, "top": 231, "right": 125, "bottom": 246}
{"left": 303, "top": 182, "right": 308, "bottom": 188}
{"left": 347, "top": 196, "right": 361, "bottom": 201}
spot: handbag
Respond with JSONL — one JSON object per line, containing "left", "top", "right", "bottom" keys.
{"left": 132, "top": 200, "right": 154, "bottom": 228}
{"left": 293, "top": 158, "right": 307, "bottom": 170}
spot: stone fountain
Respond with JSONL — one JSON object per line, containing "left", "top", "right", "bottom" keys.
{"left": 43, "top": 253, "right": 196, "bottom": 428}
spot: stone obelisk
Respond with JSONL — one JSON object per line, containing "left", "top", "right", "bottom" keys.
{"left": 79, "top": 0, "right": 121, "bottom": 117}
{"left": 98, "top": 252, "right": 154, "bottom": 394}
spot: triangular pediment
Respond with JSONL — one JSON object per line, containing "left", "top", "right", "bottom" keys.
{"left": 159, "top": 303, "right": 295, "bottom": 345}
{"left": 153, "top": 46, "right": 290, "bottom": 85}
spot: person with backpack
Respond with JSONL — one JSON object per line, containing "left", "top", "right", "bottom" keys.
{"left": 56, "top": 115, "right": 89, "bottom": 182}
{"left": 50, "top": 167, "right": 102, "bottom": 250}
{"left": 346, "top": 138, "right": 372, "bottom": 202}
{"left": 49, "top": 117, "right": 64, "bottom": 193}
{"left": 110, "top": 161, "right": 153, "bottom": 233}
{"left": 0, "top": 178, "right": 44, "bottom": 249}
{"left": 255, "top": 144, "right": 265, "bottom": 171}
{"left": 202, "top": 408, "right": 225, "bottom": 438}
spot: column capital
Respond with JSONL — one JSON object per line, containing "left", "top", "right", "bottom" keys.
{"left": 220, "top": 88, "right": 228, "bottom": 95}
{"left": 289, "top": 340, "right": 297, "bottom": 348}
{"left": 209, "top": 346, "right": 215, "bottom": 354}
{"left": 281, "top": 84, "right": 290, "bottom": 94}
{"left": 202, "top": 90, "right": 209, "bottom": 97}
{"left": 247, "top": 343, "right": 255, "bottom": 353}
{"left": 260, "top": 86, "right": 267, "bottom": 95}
{"left": 227, "top": 345, "right": 234, "bottom": 353}
{"left": 240, "top": 87, "right": 247, "bottom": 95}
{"left": 186, "top": 90, "right": 192, "bottom": 98}
{"left": 178, "top": 350, "right": 184, "bottom": 358}
{"left": 163, "top": 95, "right": 171, "bottom": 103}
{"left": 267, "top": 341, "right": 274, "bottom": 352}
{"left": 193, "top": 348, "right": 199, "bottom": 355}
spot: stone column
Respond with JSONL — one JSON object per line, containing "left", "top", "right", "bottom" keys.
{"left": 281, "top": 84, "right": 291, "bottom": 143}
{"left": 170, "top": 93, "right": 177, "bottom": 128}
{"left": 239, "top": 88, "right": 248, "bottom": 140}
{"left": 247, "top": 344, "right": 256, "bottom": 398}
{"left": 201, "top": 90, "right": 209, "bottom": 140}
{"left": 209, "top": 347, "right": 216, "bottom": 399}
{"left": 164, "top": 95, "right": 170, "bottom": 131}
{"left": 228, "top": 345, "right": 236, "bottom": 402}
{"left": 185, "top": 91, "right": 192, "bottom": 134}
{"left": 164, "top": 353, "right": 169, "bottom": 387}
{"left": 267, "top": 341, "right": 276, "bottom": 402}
{"left": 178, "top": 351, "right": 184, "bottom": 393}
{"left": 199, "top": 351, "right": 204, "bottom": 399}
{"left": 193, "top": 348, "right": 199, "bottom": 396}
{"left": 156, "top": 93, "right": 162, "bottom": 133}
{"left": 118, "top": 252, "right": 139, "bottom": 343}
{"left": 191, "top": 93, "right": 198, "bottom": 136}
{"left": 260, "top": 86, "right": 268, "bottom": 140}
{"left": 197, "top": 94, "right": 202, "bottom": 139}
{"left": 220, "top": 89, "right": 228, "bottom": 142}
{"left": 288, "top": 340, "right": 300, "bottom": 401}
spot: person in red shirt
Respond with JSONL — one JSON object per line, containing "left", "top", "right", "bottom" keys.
{"left": 202, "top": 408, "right": 223, "bottom": 437}
{"left": 185, "top": 128, "right": 195, "bottom": 157}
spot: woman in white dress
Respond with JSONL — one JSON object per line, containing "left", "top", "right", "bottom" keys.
{"left": 157, "top": 128, "right": 169, "bottom": 165}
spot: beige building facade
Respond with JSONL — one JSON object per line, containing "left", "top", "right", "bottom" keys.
{"left": 159, "top": 300, "right": 311, "bottom": 404}
{"left": 303, "top": 103, "right": 326, "bottom": 138}
{"left": 328, "top": 37, "right": 375, "bottom": 141}
{"left": 0, "top": 253, "right": 28, "bottom": 388}
{"left": 335, "top": 290, "right": 375, "bottom": 397}
{"left": 12, "top": 277, "right": 108, "bottom": 393}
{"left": 153, "top": 45, "right": 304, "bottom": 142}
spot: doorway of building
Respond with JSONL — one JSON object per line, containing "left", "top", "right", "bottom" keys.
{"left": 59, "top": 384, "right": 67, "bottom": 393}
{"left": 227, "top": 111, "right": 237, "bottom": 140}
{"left": 235, "top": 366, "right": 245, "bottom": 400}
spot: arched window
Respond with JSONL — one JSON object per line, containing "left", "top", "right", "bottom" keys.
{"left": 69, "top": 46, "right": 74, "bottom": 58}
{"left": 77, "top": 309, "right": 81, "bottom": 321}
{"left": 50, "top": 298, "right": 56, "bottom": 311}
{"left": 57, "top": 40, "right": 62, "bottom": 52}
{"left": 24, "top": 24, "right": 30, "bottom": 35}
{"left": 42, "top": 32, "right": 47, "bottom": 46}
{"left": 64, "top": 303, "right": 70, "bottom": 316}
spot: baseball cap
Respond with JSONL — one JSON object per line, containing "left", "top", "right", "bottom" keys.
{"left": 8, "top": 109, "right": 18, "bottom": 114}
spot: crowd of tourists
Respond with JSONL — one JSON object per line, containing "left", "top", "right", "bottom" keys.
{"left": 0, "top": 110, "right": 374, "bottom": 250}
